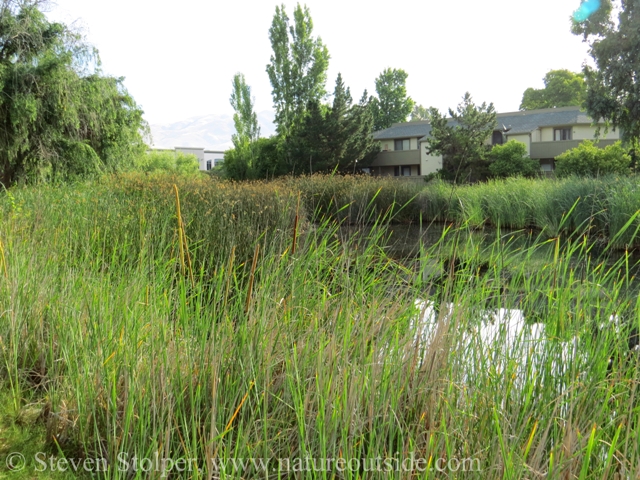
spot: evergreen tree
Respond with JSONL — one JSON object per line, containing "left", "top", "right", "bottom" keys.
{"left": 298, "top": 74, "right": 378, "bottom": 173}
{"left": 425, "top": 93, "right": 497, "bottom": 183}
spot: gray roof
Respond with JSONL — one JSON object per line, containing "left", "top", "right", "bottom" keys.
{"left": 373, "top": 121, "right": 433, "bottom": 140}
{"left": 496, "top": 107, "right": 592, "bottom": 135}
{"left": 372, "top": 106, "right": 593, "bottom": 142}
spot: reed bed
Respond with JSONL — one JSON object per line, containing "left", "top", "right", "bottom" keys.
{"left": 0, "top": 173, "right": 639, "bottom": 479}
{"left": 286, "top": 174, "right": 640, "bottom": 248}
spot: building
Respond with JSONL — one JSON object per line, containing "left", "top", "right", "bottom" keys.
{"left": 174, "top": 147, "right": 225, "bottom": 171}
{"left": 370, "top": 106, "right": 620, "bottom": 177}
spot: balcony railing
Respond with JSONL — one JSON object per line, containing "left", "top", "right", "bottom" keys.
{"left": 370, "top": 149, "right": 421, "bottom": 167}
{"left": 530, "top": 139, "right": 617, "bottom": 159}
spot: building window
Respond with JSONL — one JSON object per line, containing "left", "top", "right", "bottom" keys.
{"left": 214, "top": 159, "right": 223, "bottom": 166}
{"left": 554, "top": 128, "right": 572, "bottom": 141}
{"left": 492, "top": 131, "right": 504, "bottom": 145}
{"left": 206, "top": 160, "right": 212, "bottom": 170}
{"left": 394, "top": 139, "right": 410, "bottom": 150}
{"left": 393, "top": 165, "right": 412, "bottom": 176}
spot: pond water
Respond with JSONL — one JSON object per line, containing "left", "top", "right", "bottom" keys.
{"left": 350, "top": 223, "right": 640, "bottom": 402}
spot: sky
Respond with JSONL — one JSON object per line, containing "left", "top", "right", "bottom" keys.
{"left": 46, "top": 0, "right": 593, "bottom": 127}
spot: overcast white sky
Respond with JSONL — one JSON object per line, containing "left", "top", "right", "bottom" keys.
{"left": 46, "top": 0, "right": 592, "bottom": 126}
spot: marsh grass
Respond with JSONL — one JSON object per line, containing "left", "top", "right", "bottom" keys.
{"left": 0, "top": 173, "right": 639, "bottom": 479}
{"left": 287, "top": 174, "right": 640, "bottom": 248}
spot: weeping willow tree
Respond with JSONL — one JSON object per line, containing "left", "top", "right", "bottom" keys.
{"left": 0, "top": 0, "right": 148, "bottom": 186}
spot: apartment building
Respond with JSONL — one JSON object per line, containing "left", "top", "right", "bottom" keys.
{"left": 370, "top": 106, "right": 620, "bottom": 177}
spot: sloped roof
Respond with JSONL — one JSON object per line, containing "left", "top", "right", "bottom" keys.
{"left": 373, "top": 121, "right": 432, "bottom": 140}
{"left": 496, "top": 107, "right": 592, "bottom": 135}
{"left": 372, "top": 106, "right": 593, "bottom": 142}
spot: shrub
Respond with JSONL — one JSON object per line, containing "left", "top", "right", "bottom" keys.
{"left": 488, "top": 140, "right": 540, "bottom": 178}
{"left": 555, "top": 140, "right": 631, "bottom": 177}
{"left": 136, "top": 150, "right": 200, "bottom": 175}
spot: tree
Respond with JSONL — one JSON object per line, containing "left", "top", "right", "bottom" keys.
{"left": 266, "top": 3, "right": 329, "bottom": 139}
{"left": 424, "top": 92, "right": 497, "bottom": 183}
{"left": 371, "top": 68, "right": 414, "bottom": 131}
{"left": 228, "top": 73, "right": 260, "bottom": 179}
{"left": 0, "top": 0, "right": 148, "bottom": 186}
{"left": 223, "top": 136, "right": 286, "bottom": 181}
{"left": 410, "top": 104, "right": 428, "bottom": 122}
{"left": 488, "top": 141, "right": 540, "bottom": 178}
{"left": 572, "top": 0, "right": 640, "bottom": 145}
{"left": 136, "top": 151, "right": 200, "bottom": 175}
{"left": 519, "top": 69, "right": 586, "bottom": 110}
{"left": 554, "top": 140, "right": 631, "bottom": 177}
{"left": 297, "top": 74, "right": 379, "bottom": 173}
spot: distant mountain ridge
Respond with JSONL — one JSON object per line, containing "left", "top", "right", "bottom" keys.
{"left": 149, "top": 111, "right": 276, "bottom": 151}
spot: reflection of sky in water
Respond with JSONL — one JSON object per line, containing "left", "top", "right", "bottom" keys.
{"left": 573, "top": 0, "right": 601, "bottom": 22}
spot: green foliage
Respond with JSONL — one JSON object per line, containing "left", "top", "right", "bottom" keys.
{"left": 572, "top": 0, "right": 640, "bottom": 143}
{"left": 488, "top": 140, "right": 540, "bottom": 178}
{"left": 229, "top": 72, "right": 260, "bottom": 178}
{"left": 230, "top": 73, "right": 260, "bottom": 150}
{"left": 4, "top": 175, "right": 640, "bottom": 478}
{"left": 519, "top": 69, "right": 586, "bottom": 110}
{"left": 410, "top": 104, "right": 428, "bottom": 121}
{"left": 0, "top": 0, "right": 148, "bottom": 186}
{"left": 371, "top": 68, "right": 414, "bottom": 131}
{"left": 266, "top": 3, "right": 329, "bottom": 139}
{"left": 295, "top": 74, "right": 379, "bottom": 173}
{"left": 223, "top": 136, "right": 286, "bottom": 180}
{"left": 136, "top": 151, "right": 200, "bottom": 175}
{"left": 425, "top": 92, "right": 497, "bottom": 183}
{"left": 555, "top": 140, "right": 631, "bottom": 177}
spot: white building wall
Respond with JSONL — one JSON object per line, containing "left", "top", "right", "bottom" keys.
{"left": 572, "top": 125, "right": 620, "bottom": 140}
{"left": 204, "top": 151, "right": 225, "bottom": 170}
{"left": 505, "top": 134, "right": 531, "bottom": 155}
{"left": 540, "top": 128, "right": 554, "bottom": 142}
{"left": 420, "top": 142, "right": 443, "bottom": 175}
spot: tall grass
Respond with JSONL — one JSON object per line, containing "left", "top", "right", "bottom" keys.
{"left": 0, "top": 173, "right": 639, "bottom": 479}
{"left": 288, "top": 174, "right": 640, "bottom": 248}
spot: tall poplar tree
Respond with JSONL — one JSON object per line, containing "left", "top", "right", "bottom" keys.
{"left": 266, "top": 3, "right": 329, "bottom": 138}
{"left": 371, "top": 68, "right": 414, "bottom": 131}
{"left": 225, "top": 72, "right": 261, "bottom": 179}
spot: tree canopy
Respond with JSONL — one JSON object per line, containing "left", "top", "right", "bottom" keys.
{"left": 425, "top": 93, "right": 497, "bottom": 183}
{"left": 266, "top": 3, "right": 329, "bottom": 138}
{"left": 0, "top": 0, "right": 148, "bottom": 186}
{"left": 296, "top": 74, "right": 379, "bottom": 173}
{"left": 371, "top": 68, "right": 414, "bottom": 131}
{"left": 572, "top": 0, "right": 640, "bottom": 144}
{"left": 519, "top": 69, "right": 586, "bottom": 110}
{"left": 226, "top": 73, "right": 260, "bottom": 179}
{"left": 410, "top": 104, "right": 428, "bottom": 122}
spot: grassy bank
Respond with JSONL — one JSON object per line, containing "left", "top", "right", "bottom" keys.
{"left": 0, "top": 173, "right": 639, "bottom": 479}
